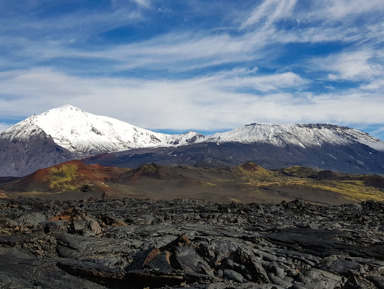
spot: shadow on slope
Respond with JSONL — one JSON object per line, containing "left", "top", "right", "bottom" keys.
{"left": 83, "top": 141, "right": 384, "bottom": 175}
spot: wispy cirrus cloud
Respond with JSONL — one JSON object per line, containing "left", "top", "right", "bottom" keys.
{"left": 132, "top": 0, "right": 151, "bottom": 8}
{"left": 241, "top": 0, "right": 297, "bottom": 30}
{"left": 311, "top": 50, "right": 384, "bottom": 82}
{"left": 0, "top": 4, "right": 143, "bottom": 39}
{"left": 316, "top": 0, "right": 384, "bottom": 20}
{"left": 1, "top": 0, "right": 382, "bottom": 78}
{"left": 0, "top": 0, "right": 384, "bottom": 140}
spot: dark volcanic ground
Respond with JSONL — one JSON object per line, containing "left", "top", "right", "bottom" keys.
{"left": 1, "top": 198, "right": 384, "bottom": 288}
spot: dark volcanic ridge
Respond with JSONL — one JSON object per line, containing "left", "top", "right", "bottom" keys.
{"left": 2, "top": 161, "right": 384, "bottom": 204}
{"left": 1, "top": 197, "right": 384, "bottom": 288}
{"left": 83, "top": 141, "right": 384, "bottom": 175}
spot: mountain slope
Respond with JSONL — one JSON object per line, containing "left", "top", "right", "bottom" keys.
{"left": 24, "top": 105, "right": 204, "bottom": 156}
{"left": 6, "top": 160, "right": 128, "bottom": 193}
{"left": 84, "top": 123, "right": 384, "bottom": 174}
{"left": 0, "top": 122, "right": 73, "bottom": 177}
{"left": 206, "top": 123, "right": 384, "bottom": 152}
{"left": 2, "top": 105, "right": 384, "bottom": 177}
{"left": 84, "top": 141, "right": 384, "bottom": 175}
{"left": 3, "top": 161, "right": 384, "bottom": 204}
{"left": 0, "top": 105, "right": 203, "bottom": 176}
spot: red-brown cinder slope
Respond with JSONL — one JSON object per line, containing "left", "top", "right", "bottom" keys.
{"left": 8, "top": 160, "right": 129, "bottom": 192}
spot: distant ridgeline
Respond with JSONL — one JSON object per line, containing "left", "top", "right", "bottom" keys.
{"left": 1, "top": 105, "right": 384, "bottom": 177}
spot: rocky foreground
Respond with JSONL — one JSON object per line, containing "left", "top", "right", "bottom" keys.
{"left": 1, "top": 198, "right": 384, "bottom": 289}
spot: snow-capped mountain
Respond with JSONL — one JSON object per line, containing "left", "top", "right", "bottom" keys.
{"left": 205, "top": 123, "right": 384, "bottom": 152}
{"left": 0, "top": 105, "right": 204, "bottom": 176}
{"left": 85, "top": 123, "right": 384, "bottom": 175}
{"left": 5, "top": 105, "right": 204, "bottom": 156}
{"left": 1, "top": 105, "right": 384, "bottom": 177}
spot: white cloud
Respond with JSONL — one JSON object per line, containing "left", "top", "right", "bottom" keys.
{"left": 0, "top": 123, "right": 11, "bottom": 132}
{"left": 133, "top": 0, "right": 151, "bottom": 8}
{"left": 0, "top": 0, "right": 381, "bottom": 81}
{"left": 361, "top": 78, "right": 384, "bottom": 91}
{"left": 0, "top": 3, "right": 147, "bottom": 74}
{"left": 237, "top": 0, "right": 384, "bottom": 49}
{"left": 0, "top": 6, "right": 142, "bottom": 39}
{"left": 0, "top": 1, "right": 383, "bottom": 136}
{"left": 203, "top": 71, "right": 307, "bottom": 92}
{"left": 15, "top": 32, "right": 270, "bottom": 76}
{"left": 294, "top": 0, "right": 384, "bottom": 23}
{"left": 233, "top": 72, "right": 306, "bottom": 91}
{"left": 324, "top": 0, "right": 384, "bottom": 19}
{"left": 0, "top": 31, "right": 261, "bottom": 75}
{"left": 0, "top": 68, "right": 384, "bottom": 131}
{"left": 0, "top": 68, "right": 92, "bottom": 98}
{"left": 241, "top": 0, "right": 297, "bottom": 29}
{"left": 247, "top": 0, "right": 384, "bottom": 47}
{"left": 311, "top": 50, "right": 384, "bottom": 81}
{"left": 108, "top": 34, "right": 253, "bottom": 65}
{"left": 0, "top": 68, "right": 306, "bottom": 128}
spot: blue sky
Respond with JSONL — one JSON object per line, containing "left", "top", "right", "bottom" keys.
{"left": 1, "top": 0, "right": 384, "bottom": 139}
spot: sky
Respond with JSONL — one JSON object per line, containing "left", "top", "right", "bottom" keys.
{"left": 0, "top": 0, "right": 384, "bottom": 139}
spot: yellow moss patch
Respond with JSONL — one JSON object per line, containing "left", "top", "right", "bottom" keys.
{"left": 42, "top": 164, "right": 79, "bottom": 191}
{"left": 282, "top": 166, "right": 319, "bottom": 178}
{"left": 256, "top": 178, "right": 384, "bottom": 202}
{"left": 315, "top": 180, "right": 384, "bottom": 202}
{"left": 238, "top": 162, "right": 276, "bottom": 179}
{"left": 228, "top": 197, "right": 241, "bottom": 203}
{"left": 0, "top": 190, "right": 8, "bottom": 198}
{"left": 204, "top": 182, "right": 217, "bottom": 187}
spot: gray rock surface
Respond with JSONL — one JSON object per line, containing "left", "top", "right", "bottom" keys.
{"left": 0, "top": 198, "right": 384, "bottom": 288}
{"left": 0, "top": 126, "right": 73, "bottom": 177}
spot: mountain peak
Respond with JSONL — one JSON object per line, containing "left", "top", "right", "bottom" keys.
{"left": 3, "top": 105, "right": 204, "bottom": 159}
{"left": 38, "top": 104, "right": 86, "bottom": 117}
{"left": 207, "top": 122, "right": 384, "bottom": 151}
{"left": 2, "top": 105, "right": 384, "bottom": 177}
{"left": 57, "top": 104, "right": 82, "bottom": 110}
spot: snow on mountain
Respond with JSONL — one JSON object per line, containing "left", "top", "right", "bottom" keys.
{"left": 0, "top": 120, "right": 73, "bottom": 177}
{"left": 0, "top": 120, "right": 47, "bottom": 141}
{"left": 2, "top": 104, "right": 384, "bottom": 177}
{"left": 2, "top": 105, "right": 204, "bottom": 156}
{"left": 205, "top": 123, "right": 384, "bottom": 152}
{"left": 3, "top": 106, "right": 384, "bottom": 156}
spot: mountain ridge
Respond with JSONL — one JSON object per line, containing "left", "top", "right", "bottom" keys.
{"left": 84, "top": 141, "right": 384, "bottom": 175}
{"left": 1, "top": 105, "right": 384, "bottom": 176}
{"left": 10, "top": 105, "right": 205, "bottom": 156}
{"left": 206, "top": 123, "right": 384, "bottom": 151}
